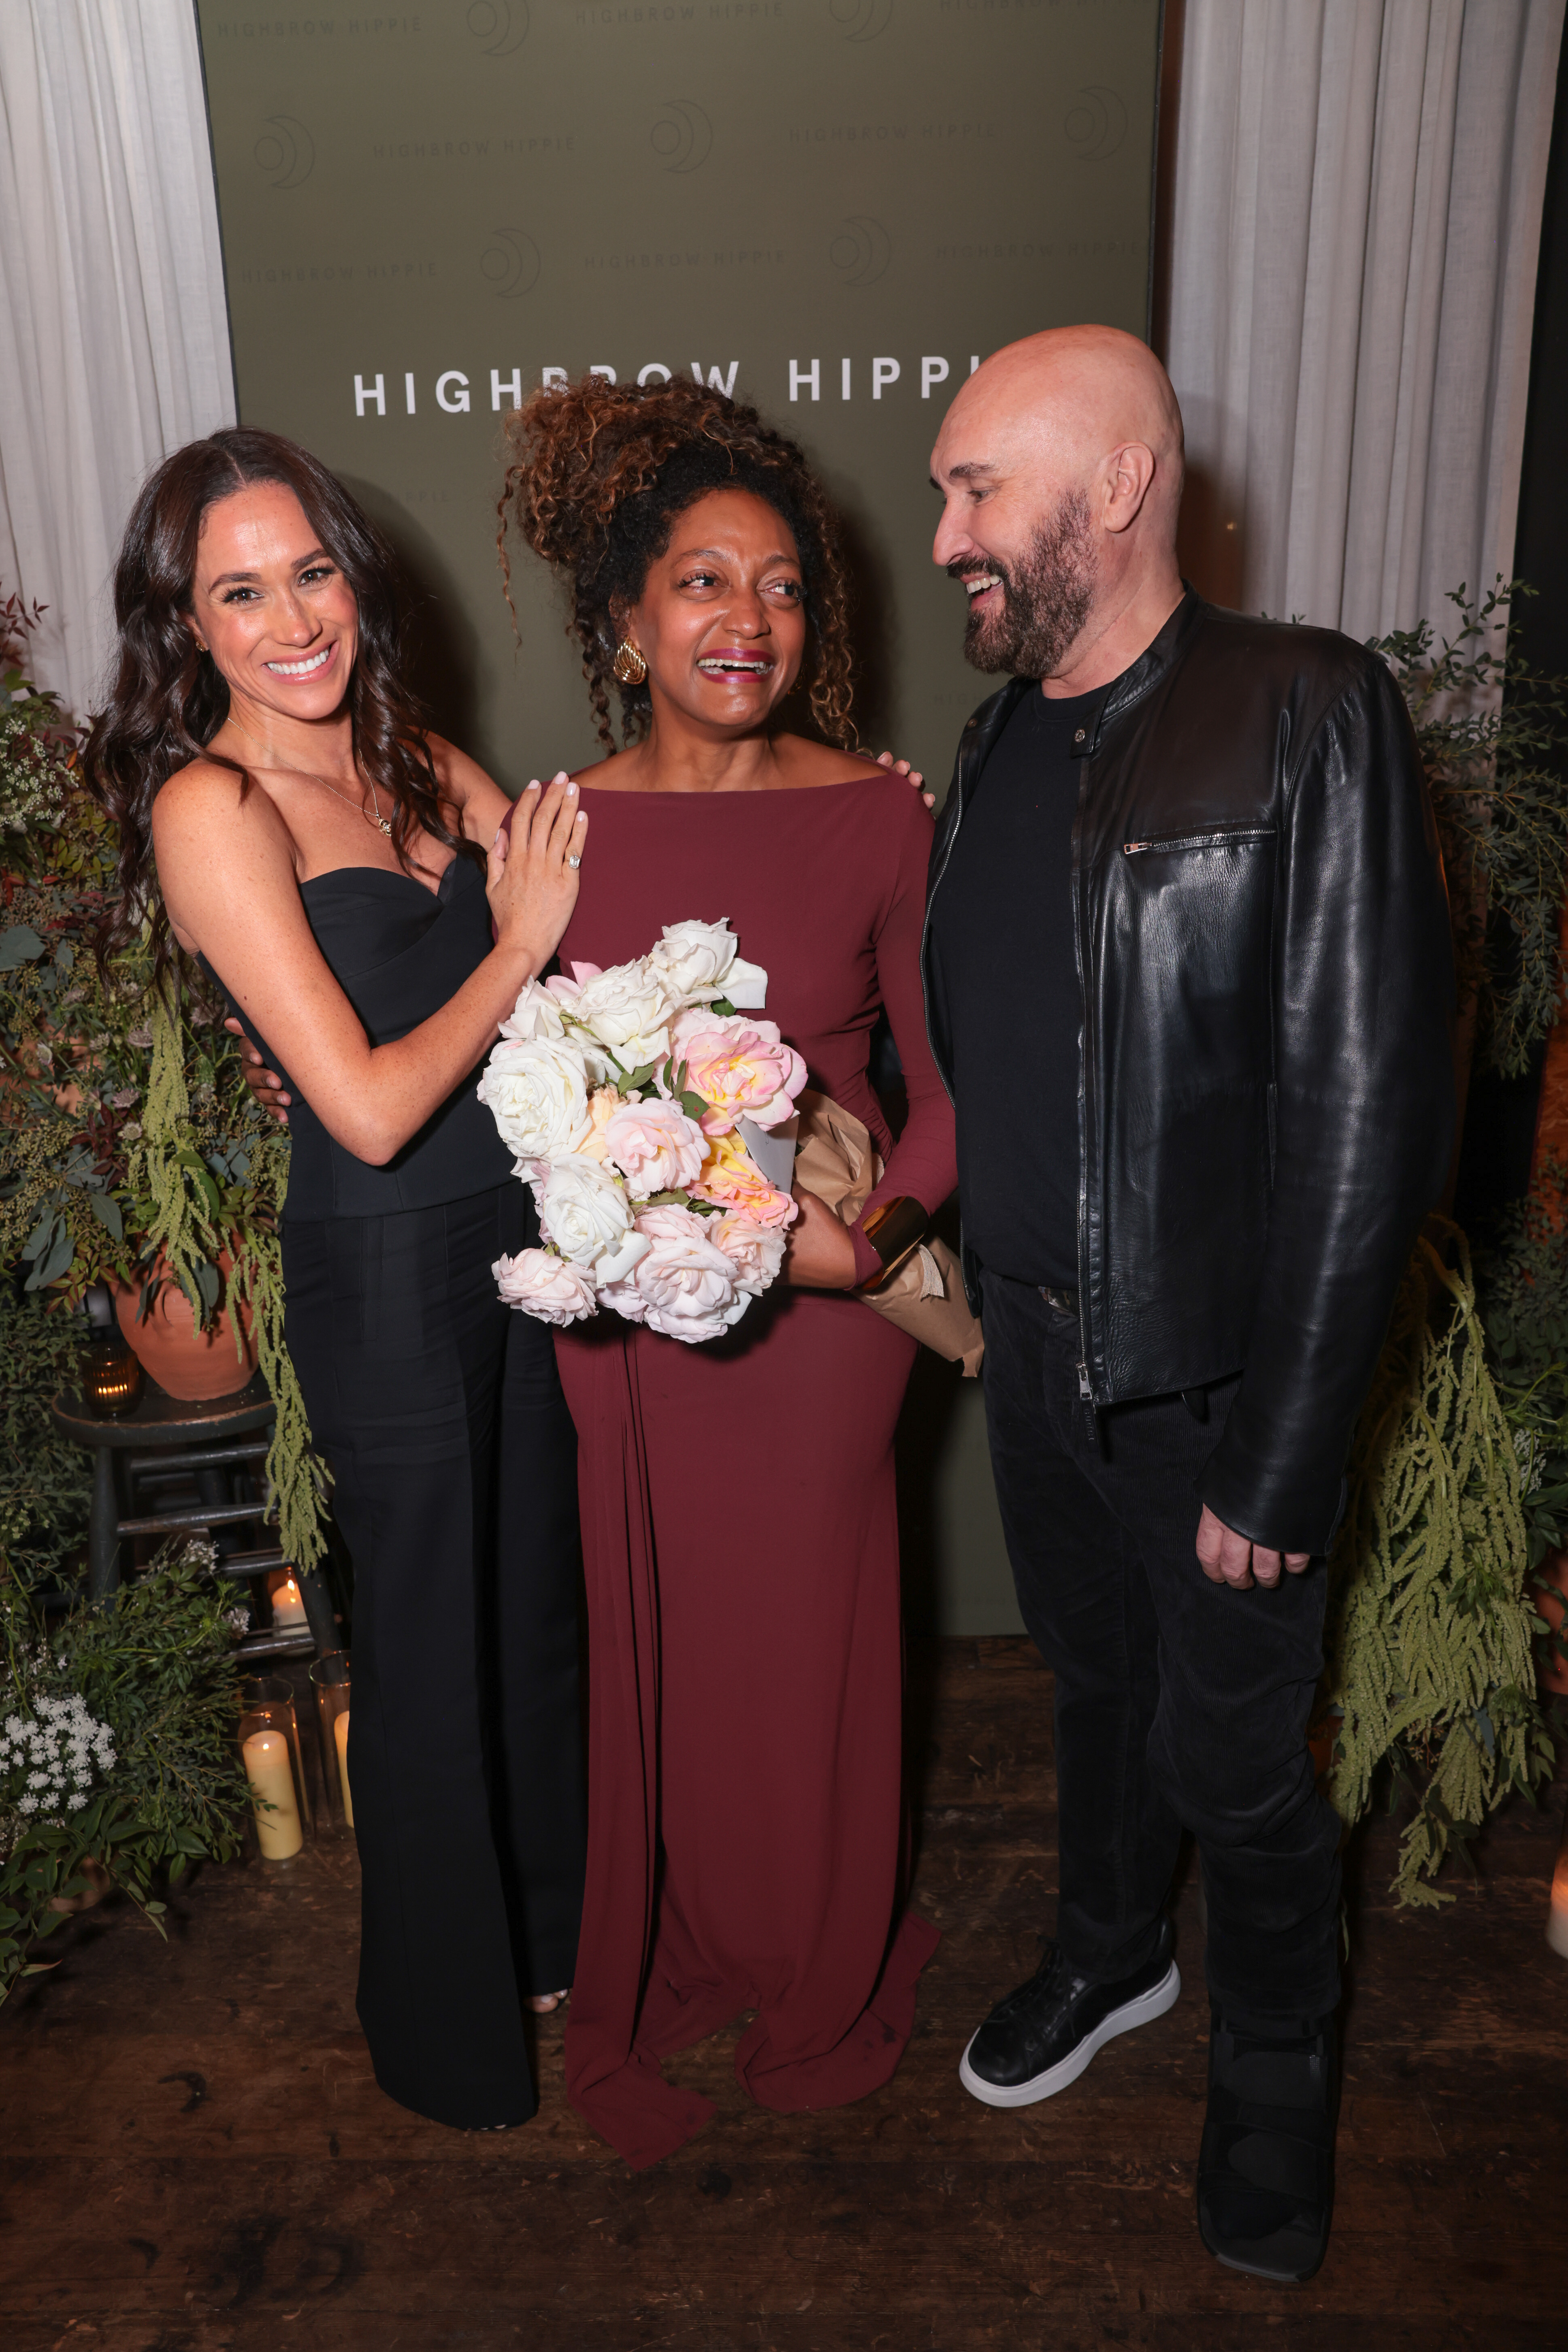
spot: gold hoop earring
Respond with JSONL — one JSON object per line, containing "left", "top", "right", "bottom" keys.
{"left": 611, "top": 640, "right": 647, "bottom": 686}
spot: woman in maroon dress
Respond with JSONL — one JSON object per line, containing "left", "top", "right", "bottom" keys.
{"left": 499, "top": 377, "right": 957, "bottom": 2167}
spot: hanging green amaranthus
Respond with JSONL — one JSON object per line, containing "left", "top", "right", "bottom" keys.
{"left": 1325, "top": 1224, "right": 1556, "bottom": 1905}
{"left": 129, "top": 984, "right": 327, "bottom": 1575}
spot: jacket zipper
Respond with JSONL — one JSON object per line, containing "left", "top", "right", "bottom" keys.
{"left": 1122, "top": 823, "right": 1275, "bottom": 855}
{"left": 1069, "top": 732, "right": 1096, "bottom": 1414}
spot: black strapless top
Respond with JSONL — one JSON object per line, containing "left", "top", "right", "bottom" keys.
{"left": 208, "top": 856, "right": 511, "bottom": 1220}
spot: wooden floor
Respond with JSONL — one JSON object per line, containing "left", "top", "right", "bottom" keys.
{"left": 3, "top": 1638, "right": 1567, "bottom": 2352}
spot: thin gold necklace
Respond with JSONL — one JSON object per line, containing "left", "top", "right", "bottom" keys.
{"left": 309, "top": 770, "right": 393, "bottom": 838}
{"left": 227, "top": 721, "right": 394, "bottom": 837}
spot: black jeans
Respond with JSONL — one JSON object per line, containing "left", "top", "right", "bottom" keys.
{"left": 283, "top": 1183, "right": 586, "bottom": 2127}
{"left": 979, "top": 1269, "right": 1341, "bottom": 2026}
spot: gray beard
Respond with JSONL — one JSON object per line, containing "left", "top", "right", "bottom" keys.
{"left": 960, "top": 488, "right": 1097, "bottom": 679}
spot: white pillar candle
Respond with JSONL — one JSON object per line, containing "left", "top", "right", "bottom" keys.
{"left": 269, "top": 1573, "right": 308, "bottom": 1630}
{"left": 244, "top": 1728, "right": 303, "bottom": 1860}
{"left": 1549, "top": 1822, "right": 1568, "bottom": 1960}
{"left": 334, "top": 1709, "right": 354, "bottom": 1828}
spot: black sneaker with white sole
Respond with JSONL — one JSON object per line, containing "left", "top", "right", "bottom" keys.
{"left": 1197, "top": 2008, "right": 1338, "bottom": 2282}
{"left": 958, "top": 1920, "right": 1180, "bottom": 2108}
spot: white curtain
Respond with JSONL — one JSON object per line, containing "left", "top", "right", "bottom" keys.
{"left": 0, "top": 0, "right": 234, "bottom": 714}
{"left": 1162, "top": 0, "right": 1564, "bottom": 640}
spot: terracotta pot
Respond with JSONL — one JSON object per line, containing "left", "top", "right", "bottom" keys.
{"left": 112, "top": 1252, "right": 257, "bottom": 1401}
{"left": 1536, "top": 1549, "right": 1568, "bottom": 1698}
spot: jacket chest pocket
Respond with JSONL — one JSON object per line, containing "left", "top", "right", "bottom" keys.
{"left": 1117, "top": 824, "right": 1278, "bottom": 1002}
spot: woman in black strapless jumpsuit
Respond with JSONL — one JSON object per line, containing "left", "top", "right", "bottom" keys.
{"left": 87, "top": 426, "right": 590, "bottom": 2134}
{"left": 231, "top": 859, "right": 585, "bottom": 2127}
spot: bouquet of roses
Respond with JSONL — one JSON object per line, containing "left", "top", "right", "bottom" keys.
{"left": 479, "top": 919, "right": 807, "bottom": 1343}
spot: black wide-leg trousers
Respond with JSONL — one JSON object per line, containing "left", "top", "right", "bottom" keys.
{"left": 282, "top": 1182, "right": 586, "bottom": 2127}
{"left": 979, "top": 1269, "right": 1342, "bottom": 2027}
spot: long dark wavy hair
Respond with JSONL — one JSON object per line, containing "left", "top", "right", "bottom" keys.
{"left": 84, "top": 426, "right": 477, "bottom": 983}
{"left": 497, "top": 374, "right": 857, "bottom": 754}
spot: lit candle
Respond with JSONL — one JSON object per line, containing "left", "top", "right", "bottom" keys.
{"left": 1549, "top": 1820, "right": 1568, "bottom": 1961}
{"left": 334, "top": 1709, "right": 354, "bottom": 1828}
{"left": 243, "top": 1728, "right": 303, "bottom": 1860}
{"left": 269, "top": 1572, "right": 308, "bottom": 1630}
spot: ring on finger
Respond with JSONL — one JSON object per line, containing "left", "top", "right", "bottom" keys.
{"left": 567, "top": 853, "right": 582, "bottom": 869}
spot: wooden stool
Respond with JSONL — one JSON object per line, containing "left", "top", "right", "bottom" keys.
{"left": 50, "top": 1372, "right": 336, "bottom": 1662}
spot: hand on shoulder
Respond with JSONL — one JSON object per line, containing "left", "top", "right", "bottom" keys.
{"left": 422, "top": 732, "right": 511, "bottom": 844}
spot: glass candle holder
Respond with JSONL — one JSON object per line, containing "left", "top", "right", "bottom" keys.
{"left": 237, "top": 1673, "right": 312, "bottom": 1859}
{"left": 309, "top": 1652, "right": 354, "bottom": 1831}
{"left": 81, "top": 1323, "right": 144, "bottom": 1417}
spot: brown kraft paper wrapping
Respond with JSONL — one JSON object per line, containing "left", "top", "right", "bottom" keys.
{"left": 791, "top": 1090, "right": 984, "bottom": 1377}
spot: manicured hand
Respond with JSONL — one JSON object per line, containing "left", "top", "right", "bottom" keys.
{"left": 488, "top": 771, "right": 587, "bottom": 972}
{"left": 225, "top": 1016, "right": 290, "bottom": 1126}
{"left": 784, "top": 1184, "right": 859, "bottom": 1288}
{"left": 875, "top": 750, "right": 935, "bottom": 810}
{"left": 1196, "top": 1503, "right": 1311, "bottom": 1591}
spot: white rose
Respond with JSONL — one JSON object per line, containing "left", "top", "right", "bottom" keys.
{"left": 534, "top": 1157, "right": 651, "bottom": 1283}
{"left": 711, "top": 1211, "right": 788, "bottom": 1296}
{"left": 477, "top": 1037, "right": 591, "bottom": 1165}
{"left": 499, "top": 978, "right": 567, "bottom": 1043}
{"left": 647, "top": 918, "right": 768, "bottom": 1012}
{"left": 611, "top": 1202, "right": 749, "bottom": 1342}
{"left": 554, "top": 957, "right": 677, "bottom": 1073}
{"left": 494, "top": 1247, "right": 598, "bottom": 1327}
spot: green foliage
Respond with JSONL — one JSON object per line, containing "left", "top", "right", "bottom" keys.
{"left": 0, "top": 592, "right": 328, "bottom": 1574}
{"left": 0, "top": 1538, "right": 248, "bottom": 2003}
{"left": 1370, "top": 581, "right": 1568, "bottom": 1079}
{"left": 1326, "top": 1227, "right": 1556, "bottom": 1906}
{"left": 0, "top": 1279, "right": 90, "bottom": 1588}
{"left": 1475, "top": 1165, "right": 1568, "bottom": 1679}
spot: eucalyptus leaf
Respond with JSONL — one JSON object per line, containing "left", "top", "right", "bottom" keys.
{"left": 88, "top": 1191, "right": 124, "bottom": 1241}
{"left": 0, "top": 925, "right": 44, "bottom": 970}
{"left": 21, "top": 1210, "right": 58, "bottom": 1262}
{"left": 25, "top": 1225, "right": 74, "bottom": 1289}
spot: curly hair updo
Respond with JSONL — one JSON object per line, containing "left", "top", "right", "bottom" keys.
{"left": 497, "top": 374, "right": 856, "bottom": 754}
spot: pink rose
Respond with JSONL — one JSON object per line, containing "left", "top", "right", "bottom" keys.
{"left": 688, "top": 1129, "right": 799, "bottom": 1228}
{"left": 576, "top": 1086, "right": 624, "bottom": 1165}
{"left": 712, "top": 1211, "right": 788, "bottom": 1296}
{"left": 600, "top": 1097, "right": 708, "bottom": 1199}
{"left": 668, "top": 1009, "right": 806, "bottom": 1136}
{"left": 601, "top": 1203, "right": 747, "bottom": 1343}
{"left": 494, "top": 1248, "right": 597, "bottom": 1327}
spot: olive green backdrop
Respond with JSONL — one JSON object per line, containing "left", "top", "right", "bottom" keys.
{"left": 193, "top": 0, "right": 1162, "bottom": 1632}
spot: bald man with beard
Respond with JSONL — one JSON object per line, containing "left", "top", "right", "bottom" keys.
{"left": 921, "top": 328, "right": 1454, "bottom": 2282}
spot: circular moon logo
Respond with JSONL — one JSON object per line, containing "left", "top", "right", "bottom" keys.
{"left": 253, "top": 116, "right": 314, "bottom": 189}
{"left": 1064, "top": 85, "right": 1127, "bottom": 162}
{"left": 829, "top": 0, "right": 892, "bottom": 36}
{"left": 467, "top": 0, "right": 528, "bottom": 54}
{"left": 650, "top": 100, "right": 712, "bottom": 173}
{"left": 829, "top": 216, "right": 891, "bottom": 287}
{"left": 481, "top": 230, "right": 541, "bottom": 298}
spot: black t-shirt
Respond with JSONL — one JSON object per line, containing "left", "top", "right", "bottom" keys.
{"left": 927, "top": 683, "right": 1099, "bottom": 1289}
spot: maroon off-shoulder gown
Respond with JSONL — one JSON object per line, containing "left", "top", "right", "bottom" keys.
{"left": 551, "top": 772, "right": 957, "bottom": 2169}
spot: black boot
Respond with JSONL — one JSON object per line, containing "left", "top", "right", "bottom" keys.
{"left": 959, "top": 1920, "right": 1180, "bottom": 2108}
{"left": 1197, "top": 2007, "right": 1338, "bottom": 2281}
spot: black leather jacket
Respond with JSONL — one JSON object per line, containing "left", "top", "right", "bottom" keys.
{"left": 922, "top": 589, "right": 1455, "bottom": 1555}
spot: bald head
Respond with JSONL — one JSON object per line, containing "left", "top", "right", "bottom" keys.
{"left": 930, "top": 325, "right": 1187, "bottom": 691}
